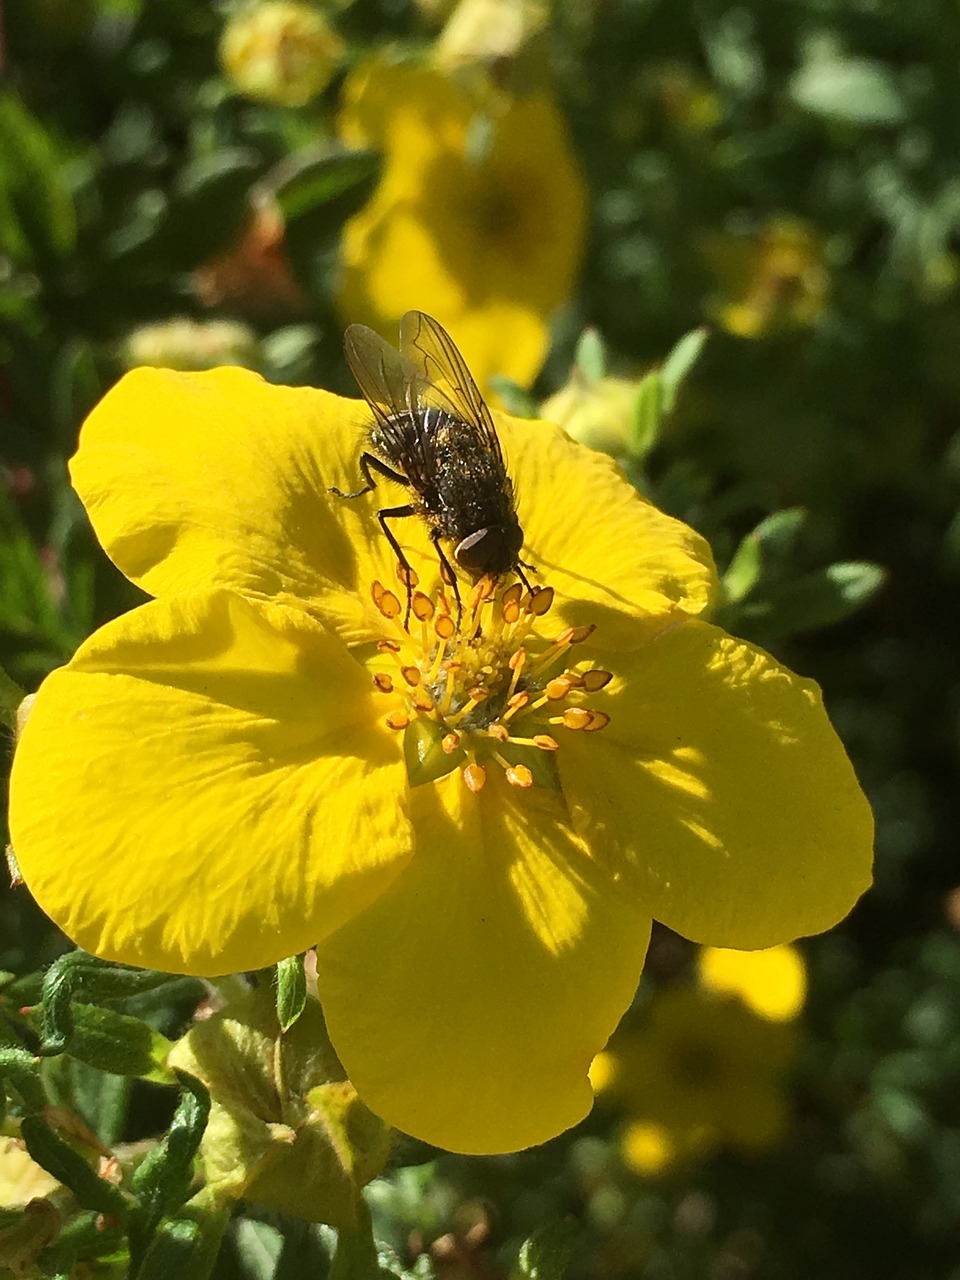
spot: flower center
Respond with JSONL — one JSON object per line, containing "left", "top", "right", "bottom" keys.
{"left": 367, "top": 570, "right": 612, "bottom": 793}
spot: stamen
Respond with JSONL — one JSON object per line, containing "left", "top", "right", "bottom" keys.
{"left": 557, "top": 707, "right": 592, "bottom": 730}
{"left": 411, "top": 688, "right": 435, "bottom": 713}
{"left": 412, "top": 592, "right": 434, "bottom": 621}
{"left": 501, "top": 582, "right": 524, "bottom": 623}
{"left": 463, "top": 762, "right": 487, "bottom": 792}
{"left": 401, "top": 665, "right": 421, "bottom": 687}
{"left": 582, "top": 669, "right": 613, "bottom": 691}
{"left": 372, "top": 673, "right": 394, "bottom": 694}
{"left": 377, "top": 589, "right": 402, "bottom": 620}
{"left": 396, "top": 561, "right": 419, "bottom": 589}
{"left": 386, "top": 710, "right": 410, "bottom": 730}
{"left": 377, "top": 638, "right": 401, "bottom": 654}
{"left": 583, "top": 710, "right": 611, "bottom": 732}
{"left": 435, "top": 614, "right": 456, "bottom": 640}
{"left": 533, "top": 734, "right": 560, "bottom": 751}
{"left": 506, "top": 764, "right": 534, "bottom": 788}
{"left": 487, "top": 723, "right": 509, "bottom": 743}
{"left": 442, "top": 732, "right": 461, "bottom": 754}
{"left": 528, "top": 586, "right": 555, "bottom": 616}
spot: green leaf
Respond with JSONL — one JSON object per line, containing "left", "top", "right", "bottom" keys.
{"left": 129, "top": 1072, "right": 211, "bottom": 1261}
{"left": 40, "top": 952, "right": 185, "bottom": 1055}
{"left": 58, "top": 1003, "right": 173, "bottom": 1081}
{"left": 0, "top": 1047, "right": 45, "bottom": 1113}
{"left": 740, "top": 561, "right": 886, "bottom": 640}
{"left": 722, "top": 530, "right": 763, "bottom": 605}
{"left": 790, "top": 57, "right": 908, "bottom": 127}
{"left": 489, "top": 376, "right": 538, "bottom": 418}
{"left": 510, "top": 1220, "right": 578, "bottom": 1279}
{"left": 276, "top": 956, "right": 307, "bottom": 1033}
{"left": 659, "top": 326, "right": 709, "bottom": 416}
{"left": 631, "top": 371, "right": 662, "bottom": 457}
{"left": 574, "top": 328, "right": 607, "bottom": 381}
{"left": 0, "top": 92, "right": 76, "bottom": 266}
{"left": 20, "top": 1114, "right": 127, "bottom": 1215}
{"left": 133, "top": 1216, "right": 202, "bottom": 1280}
{"left": 275, "top": 148, "right": 381, "bottom": 224}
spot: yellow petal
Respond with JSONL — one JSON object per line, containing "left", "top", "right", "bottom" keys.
{"left": 70, "top": 366, "right": 398, "bottom": 646}
{"left": 697, "top": 944, "right": 807, "bottom": 1022}
{"left": 9, "top": 591, "right": 412, "bottom": 975}
{"left": 559, "top": 619, "right": 873, "bottom": 946}
{"left": 498, "top": 417, "right": 718, "bottom": 646}
{"left": 313, "top": 771, "right": 651, "bottom": 1154}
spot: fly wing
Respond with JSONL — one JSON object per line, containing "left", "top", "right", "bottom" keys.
{"left": 399, "top": 311, "right": 508, "bottom": 475}
{"left": 343, "top": 323, "right": 435, "bottom": 491}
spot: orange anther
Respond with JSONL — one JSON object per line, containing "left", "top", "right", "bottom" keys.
{"left": 506, "top": 691, "right": 530, "bottom": 710}
{"left": 442, "top": 732, "right": 461, "bottom": 754}
{"left": 508, "top": 647, "right": 527, "bottom": 671}
{"left": 529, "top": 586, "right": 554, "bottom": 616}
{"left": 463, "top": 762, "right": 487, "bottom": 792}
{"left": 506, "top": 764, "right": 534, "bottom": 788}
{"left": 488, "top": 723, "right": 509, "bottom": 742}
{"left": 401, "top": 665, "right": 421, "bottom": 687}
{"left": 385, "top": 710, "right": 410, "bottom": 730}
{"left": 533, "top": 734, "right": 559, "bottom": 751}
{"left": 562, "top": 670, "right": 585, "bottom": 688}
{"left": 412, "top": 592, "right": 434, "bottom": 621}
{"left": 372, "top": 673, "right": 394, "bottom": 694}
{"left": 378, "top": 590, "right": 402, "bottom": 619}
{"left": 546, "top": 677, "right": 572, "bottom": 701}
{"left": 396, "top": 561, "right": 419, "bottom": 588}
{"left": 435, "top": 614, "right": 456, "bottom": 639}
{"left": 371, "top": 580, "right": 385, "bottom": 606}
{"left": 584, "top": 710, "right": 611, "bottom": 732}
{"left": 377, "top": 638, "right": 401, "bottom": 653}
{"left": 561, "top": 707, "right": 592, "bottom": 730}
{"left": 412, "top": 688, "right": 435, "bottom": 712}
{"left": 468, "top": 686, "right": 489, "bottom": 702}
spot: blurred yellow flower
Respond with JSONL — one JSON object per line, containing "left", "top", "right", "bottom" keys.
{"left": 10, "top": 357, "right": 870, "bottom": 1154}
{"left": 220, "top": 1, "right": 344, "bottom": 107}
{"left": 706, "top": 217, "right": 829, "bottom": 339}
{"left": 121, "top": 318, "right": 259, "bottom": 372}
{"left": 433, "top": 0, "right": 548, "bottom": 69}
{"left": 698, "top": 943, "right": 807, "bottom": 1022}
{"left": 592, "top": 982, "right": 800, "bottom": 1176}
{"left": 337, "top": 61, "right": 587, "bottom": 390}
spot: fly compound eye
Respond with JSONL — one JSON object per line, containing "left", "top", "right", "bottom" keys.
{"left": 455, "top": 522, "right": 524, "bottom": 577}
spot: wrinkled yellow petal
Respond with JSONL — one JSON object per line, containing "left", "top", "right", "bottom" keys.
{"left": 498, "top": 417, "right": 717, "bottom": 646}
{"left": 10, "top": 591, "right": 411, "bottom": 975}
{"left": 698, "top": 944, "right": 807, "bottom": 1022}
{"left": 314, "top": 771, "right": 651, "bottom": 1154}
{"left": 70, "top": 367, "right": 401, "bottom": 646}
{"left": 560, "top": 619, "right": 873, "bottom": 947}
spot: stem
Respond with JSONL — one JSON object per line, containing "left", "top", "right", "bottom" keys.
{"left": 330, "top": 1198, "right": 382, "bottom": 1280}
{"left": 0, "top": 665, "right": 25, "bottom": 735}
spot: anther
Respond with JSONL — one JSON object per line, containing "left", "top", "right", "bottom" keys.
{"left": 567, "top": 624, "right": 596, "bottom": 644}
{"left": 377, "top": 638, "right": 401, "bottom": 653}
{"left": 546, "top": 677, "right": 572, "bottom": 701}
{"left": 371, "top": 580, "right": 385, "bottom": 606}
{"left": 488, "top": 723, "right": 510, "bottom": 743}
{"left": 533, "top": 734, "right": 560, "bottom": 751}
{"left": 560, "top": 707, "right": 592, "bottom": 730}
{"left": 501, "top": 582, "right": 523, "bottom": 622}
{"left": 372, "top": 673, "right": 394, "bottom": 693}
{"left": 442, "top": 732, "right": 461, "bottom": 754}
{"left": 435, "top": 614, "right": 456, "bottom": 639}
{"left": 386, "top": 710, "right": 410, "bottom": 730}
{"left": 506, "top": 765, "right": 534, "bottom": 788}
{"left": 412, "top": 688, "right": 435, "bottom": 712}
{"left": 377, "top": 589, "right": 402, "bottom": 620}
{"left": 506, "top": 691, "right": 529, "bottom": 710}
{"left": 395, "top": 561, "right": 419, "bottom": 588}
{"left": 463, "top": 762, "right": 487, "bottom": 792}
{"left": 401, "top": 665, "right": 421, "bottom": 687}
{"left": 529, "top": 586, "right": 555, "bottom": 616}
{"left": 584, "top": 710, "right": 611, "bottom": 732}
{"left": 412, "top": 592, "right": 434, "bottom": 621}
{"left": 582, "top": 669, "right": 613, "bottom": 691}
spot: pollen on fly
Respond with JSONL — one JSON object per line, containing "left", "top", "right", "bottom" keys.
{"left": 331, "top": 309, "right": 535, "bottom": 629}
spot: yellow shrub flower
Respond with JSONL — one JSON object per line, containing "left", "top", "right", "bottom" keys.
{"left": 337, "top": 61, "right": 587, "bottom": 390}
{"left": 698, "top": 943, "right": 807, "bottom": 1022}
{"left": 220, "top": 1, "right": 344, "bottom": 108}
{"left": 706, "top": 217, "right": 829, "bottom": 339}
{"left": 593, "top": 984, "right": 800, "bottom": 1176}
{"left": 9, "top": 367, "right": 872, "bottom": 1155}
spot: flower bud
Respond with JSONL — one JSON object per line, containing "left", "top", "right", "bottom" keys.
{"left": 120, "top": 319, "right": 260, "bottom": 373}
{"left": 541, "top": 374, "right": 644, "bottom": 458}
{"left": 168, "top": 986, "right": 392, "bottom": 1227}
{"left": 220, "top": 2, "right": 344, "bottom": 107}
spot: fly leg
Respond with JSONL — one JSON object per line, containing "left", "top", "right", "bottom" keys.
{"left": 430, "top": 529, "right": 463, "bottom": 630}
{"left": 378, "top": 505, "right": 418, "bottom": 629}
{"left": 329, "top": 452, "right": 408, "bottom": 499}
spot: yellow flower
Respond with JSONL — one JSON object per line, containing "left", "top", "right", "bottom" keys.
{"left": 337, "top": 61, "right": 587, "bottom": 390}
{"left": 121, "top": 318, "right": 260, "bottom": 372}
{"left": 706, "top": 217, "right": 829, "bottom": 339}
{"left": 220, "top": 1, "right": 344, "bottom": 108}
{"left": 9, "top": 366, "right": 872, "bottom": 1155}
{"left": 698, "top": 943, "right": 807, "bottom": 1022}
{"left": 593, "top": 983, "right": 800, "bottom": 1175}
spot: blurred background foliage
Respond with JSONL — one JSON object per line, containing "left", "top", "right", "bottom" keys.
{"left": 2, "top": 0, "right": 960, "bottom": 1276}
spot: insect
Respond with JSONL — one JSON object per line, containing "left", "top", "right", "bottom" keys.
{"left": 333, "top": 309, "right": 533, "bottom": 627}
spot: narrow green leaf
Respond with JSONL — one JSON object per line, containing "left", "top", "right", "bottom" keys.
{"left": 790, "top": 56, "right": 907, "bottom": 127}
{"left": 275, "top": 148, "right": 381, "bottom": 223}
{"left": 0, "top": 92, "right": 76, "bottom": 265}
{"left": 630, "top": 372, "right": 662, "bottom": 456}
{"left": 20, "top": 1114, "right": 126, "bottom": 1215}
{"left": 659, "top": 326, "right": 709, "bottom": 416}
{"left": 722, "top": 531, "right": 763, "bottom": 605}
{"left": 130, "top": 1071, "right": 210, "bottom": 1232}
{"left": 0, "top": 1047, "right": 45, "bottom": 1113}
{"left": 60, "top": 1003, "right": 173, "bottom": 1081}
{"left": 40, "top": 952, "right": 182, "bottom": 1054}
{"left": 574, "top": 328, "right": 607, "bottom": 381}
{"left": 741, "top": 561, "right": 886, "bottom": 639}
{"left": 276, "top": 956, "right": 308, "bottom": 1033}
{"left": 133, "top": 1216, "right": 201, "bottom": 1280}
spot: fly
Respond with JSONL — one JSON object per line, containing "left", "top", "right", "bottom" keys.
{"left": 332, "top": 309, "right": 533, "bottom": 627}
